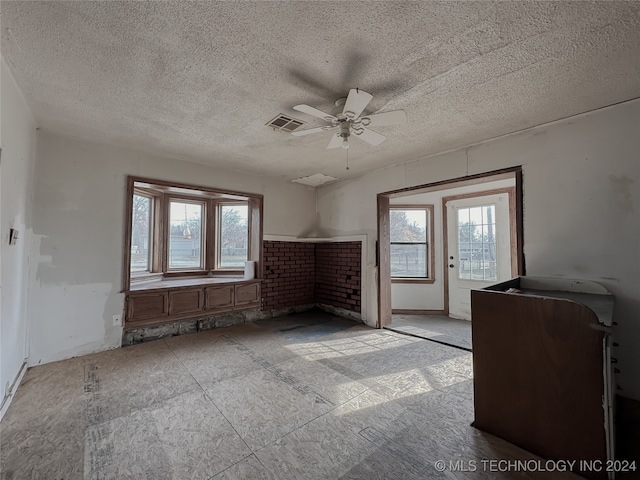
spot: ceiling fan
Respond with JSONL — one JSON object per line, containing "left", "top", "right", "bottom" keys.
{"left": 291, "top": 88, "right": 407, "bottom": 149}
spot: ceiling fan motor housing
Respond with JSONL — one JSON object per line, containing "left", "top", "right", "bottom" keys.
{"left": 339, "top": 121, "right": 350, "bottom": 139}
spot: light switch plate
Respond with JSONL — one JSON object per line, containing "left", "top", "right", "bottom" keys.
{"left": 9, "top": 228, "right": 19, "bottom": 245}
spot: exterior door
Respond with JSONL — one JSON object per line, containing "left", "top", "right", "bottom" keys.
{"left": 446, "top": 192, "right": 512, "bottom": 320}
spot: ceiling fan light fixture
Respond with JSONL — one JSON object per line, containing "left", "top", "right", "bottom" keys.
{"left": 342, "top": 138, "right": 349, "bottom": 149}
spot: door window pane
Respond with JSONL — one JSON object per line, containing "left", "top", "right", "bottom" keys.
{"left": 457, "top": 205, "right": 497, "bottom": 281}
{"left": 219, "top": 204, "right": 248, "bottom": 268}
{"left": 131, "top": 194, "right": 152, "bottom": 273}
{"left": 168, "top": 201, "right": 203, "bottom": 269}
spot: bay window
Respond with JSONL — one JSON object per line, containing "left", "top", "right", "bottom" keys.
{"left": 123, "top": 176, "right": 262, "bottom": 291}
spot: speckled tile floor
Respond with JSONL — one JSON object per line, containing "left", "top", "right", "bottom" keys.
{"left": 0, "top": 310, "right": 592, "bottom": 480}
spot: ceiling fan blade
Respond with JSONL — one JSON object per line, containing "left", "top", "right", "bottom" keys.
{"left": 343, "top": 89, "right": 373, "bottom": 119}
{"left": 290, "top": 126, "right": 336, "bottom": 137}
{"left": 327, "top": 133, "right": 343, "bottom": 149}
{"left": 355, "top": 127, "right": 386, "bottom": 146}
{"left": 361, "top": 110, "right": 407, "bottom": 127}
{"left": 293, "top": 104, "right": 337, "bottom": 122}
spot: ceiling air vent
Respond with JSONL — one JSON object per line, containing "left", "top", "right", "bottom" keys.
{"left": 267, "top": 114, "right": 304, "bottom": 132}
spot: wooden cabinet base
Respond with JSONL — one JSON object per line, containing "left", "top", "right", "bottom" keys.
{"left": 122, "top": 306, "right": 263, "bottom": 345}
{"left": 125, "top": 280, "right": 260, "bottom": 326}
{"left": 126, "top": 291, "right": 169, "bottom": 322}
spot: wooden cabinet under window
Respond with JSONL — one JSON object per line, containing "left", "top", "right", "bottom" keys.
{"left": 168, "top": 288, "right": 204, "bottom": 316}
{"left": 235, "top": 282, "right": 260, "bottom": 305}
{"left": 126, "top": 280, "right": 261, "bottom": 327}
{"left": 127, "top": 291, "right": 169, "bottom": 322}
{"left": 205, "top": 285, "right": 235, "bottom": 311}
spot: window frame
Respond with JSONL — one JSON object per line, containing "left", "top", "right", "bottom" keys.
{"left": 130, "top": 187, "right": 163, "bottom": 282}
{"left": 123, "top": 176, "right": 263, "bottom": 291}
{"left": 215, "top": 201, "right": 250, "bottom": 271}
{"left": 130, "top": 191, "right": 154, "bottom": 274}
{"left": 389, "top": 204, "right": 435, "bottom": 284}
{"left": 165, "top": 195, "right": 208, "bottom": 274}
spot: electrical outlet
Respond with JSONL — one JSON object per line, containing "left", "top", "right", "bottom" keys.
{"left": 112, "top": 314, "right": 122, "bottom": 327}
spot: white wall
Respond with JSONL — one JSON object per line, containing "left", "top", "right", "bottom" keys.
{"left": 28, "top": 132, "right": 317, "bottom": 366}
{"left": 1, "top": 56, "right": 37, "bottom": 415}
{"left": 317, "top": 100, "right": 640, "bottom": 400}
{"left": 390, "top": 178, "right": 515, "bottom": 311}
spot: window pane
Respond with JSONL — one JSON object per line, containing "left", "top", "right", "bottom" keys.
{"left": 219, "top": 204, "right": 248, "bottom": 268}
{"left": 131, "top": 194, "right": 152, "bottom": 273}
{"left": 482, "top": 205, "right": 495, "bottom": 225}
{"left": 469, "top": 206, "right": 483, "bottom": 225}
{"left": 390, "top": 243, "right": 427, "bottom": 277}
{"left": 458, "top": 204, "right": 498, "bottom": 281}
{"left": 168, "top": 201, "right": 203, "bottom": 269}
{"left": 390, "top": 209, "right": 427, "bottom": 242}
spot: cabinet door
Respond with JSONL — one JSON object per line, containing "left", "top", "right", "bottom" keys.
{"left": 205, "top": 285, "right": 234, "bottom": 310}
{"left": 127, "top": 291, "right": 169, "bottom": 322}
{"left": 235, "top": 282, "right": 260, "bottom": 306}
{"left": 168, "top": 288, "right": 204, "bottom": 316}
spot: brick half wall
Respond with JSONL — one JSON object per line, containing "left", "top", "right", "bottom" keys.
{"left": 315, "top": 242, "right": 362, "bottom": 313}
{"left": 262, "top": 241, "right": 362, "bottom": 314}
{"left": 262, "top": 241, "right": 316, "bottom": 310}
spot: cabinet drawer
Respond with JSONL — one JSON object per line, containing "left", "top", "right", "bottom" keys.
{"left": 127, "top": 291, "right": 169, "bottom": 321}
{"left": 169, "top": 288, "right": 204, "bottom": 315}
{"left": 235, "top": 282, "right": 260, "bottom": 306}
{"left": 205, "top": 285, "right": 234, "bottom": 310}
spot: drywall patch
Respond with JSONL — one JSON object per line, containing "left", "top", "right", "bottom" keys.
{"left": 28, "top": 282, "right": 121, "bottom": 365}
{"left": 608, "top": 174, "right": 635, "bottom": 212}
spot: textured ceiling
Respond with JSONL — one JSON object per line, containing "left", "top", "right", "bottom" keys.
{"left": 2, "top": 1, "right": 639, "bottom": 182}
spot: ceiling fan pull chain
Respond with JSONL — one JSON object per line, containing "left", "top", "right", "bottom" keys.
{"left": 346, "top": 149, "right": 350, "bottom": 170}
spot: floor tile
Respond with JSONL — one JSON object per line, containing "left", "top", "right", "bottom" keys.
{"left": 85, "top": 391, "right": 251, "bottom": 480}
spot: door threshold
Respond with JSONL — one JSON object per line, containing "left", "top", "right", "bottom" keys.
{"left": 383, "top": 326, "right": 472, "bottom": 352}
